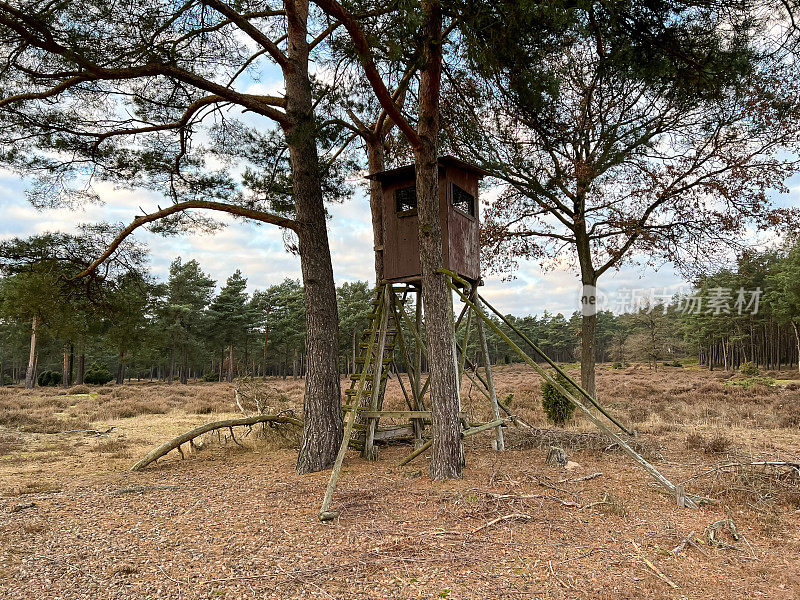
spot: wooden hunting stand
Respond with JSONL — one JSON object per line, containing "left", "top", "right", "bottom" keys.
{"left": 318, "top": 159, "right": 701, "bottom": 521}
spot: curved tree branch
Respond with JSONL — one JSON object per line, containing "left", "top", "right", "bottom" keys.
{"left": 90, "top": 94, "right": 226, "bottom": 151}
{"left": 73, "top": 200, "right": 299, "bottom": 280}
{"left": 0, "top": 74, "right": 93, "bottom": 109}
{"left": 201, "top": 0, "right": 289, "bottom": 70}
{"left": 0, "top": 3, "right": 291, "bottom": 125}
{"left": 311, "top": 0, "right": 422, "bottom": 150}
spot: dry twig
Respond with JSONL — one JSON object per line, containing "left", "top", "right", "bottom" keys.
{"left": 631, "top": 540, "right": 679, "bottom": 590}
{"left": 472, "top": 513, "right": 532, "bottom": 533}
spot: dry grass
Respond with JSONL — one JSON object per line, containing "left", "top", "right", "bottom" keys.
{"left": 0, "top": 364, "right": 799, "bottom": 599}
{"left": 0, "top": 382, "right": 238, "bottom": 433}
{"left": 503, "top": 426, "right": 656, "bottom": 457}
{"left": 89, "top": 437, "right": 132, "bottom": 458}
{"left": 0, "top": 431, "right": 23, "bottom": 455}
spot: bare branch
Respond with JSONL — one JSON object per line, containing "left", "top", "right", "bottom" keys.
{"left": 0, "top": 4, "right": 291, "bottom": 125}
{"left": 0, "top": 74, "right": 93, "bottom": 109}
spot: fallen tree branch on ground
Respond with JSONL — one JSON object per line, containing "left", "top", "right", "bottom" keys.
{"left": 473, "top": 513, "right": 532, "bottom": 533}
{"left": 504, "top": 427, "right": 655, "bottom": 457}
{"left": 488, "top": 492, "right": 583, "bottom": 508}
{"left": 130, "top": 414, "right": 303, "bottom": 471}
{"left": 686, "top": 460, "right": 800, "bottom": 481}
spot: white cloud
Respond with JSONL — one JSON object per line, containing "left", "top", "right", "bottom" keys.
{"left": 2, "top": 166, "right": 794, "bottom": 315}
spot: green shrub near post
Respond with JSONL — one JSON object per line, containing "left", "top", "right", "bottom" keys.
{"left": 541, "top": 372, "right": 577, "bottom": 427}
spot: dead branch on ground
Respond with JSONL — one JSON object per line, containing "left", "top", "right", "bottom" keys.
{"left": 130, "top": 414, "right": 302, "bottom": 471}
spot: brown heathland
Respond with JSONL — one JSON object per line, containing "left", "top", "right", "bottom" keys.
{"left": 0, "top": 363, "right": 798, "bottom": 599}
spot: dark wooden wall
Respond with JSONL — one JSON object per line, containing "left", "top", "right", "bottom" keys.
{"left": 381, "top": 165, "right": 481, "bottom": 283}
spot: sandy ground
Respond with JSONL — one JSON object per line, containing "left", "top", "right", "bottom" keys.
{"left": 1, "top": 364, "right": 799, "bottom": 599}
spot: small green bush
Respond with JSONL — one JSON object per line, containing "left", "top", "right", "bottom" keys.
{"left": 37, "top": 370, "right": 62, "bottom": 387}
{"left": 663, "top": 360, "right": 682, "bottom": 368}
{"left": 1, "top": 374, "right": 12, "bottom": 385}
{"left": 541, "top": 372, "right": 576, "bottom": 427}
{"left": 612, "top": 362, "right": 624, "bottom": 369}
{"left": 739, "top": 361, "right": 759, "bottom": 376}
{"left": 83, "top": 362, "right": 113, "bottom": 385}
{"left": 202, "top": 371, "right": 220, "bottom": 382}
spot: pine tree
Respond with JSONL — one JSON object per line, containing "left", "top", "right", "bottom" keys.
{"left": 766, "top": 242, "right": 800, "bottom": 376}
{"left": 209, "top": 270, "right": 254, "bottom": 383}
{"left": 158, "top": 258, "right": 216, "bottom": 385}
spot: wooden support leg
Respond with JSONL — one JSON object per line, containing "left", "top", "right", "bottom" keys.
{"left": 363, "top": 287, "right": 390, "bottom": 460}
{"left": 413, "top": 290, "right": 425, "bottom": 446}
{"left": 475, "top": 300, "right": 505, "bottom": 451}
{"left": 443, "top": 270, "right": 701, "bottom": 508}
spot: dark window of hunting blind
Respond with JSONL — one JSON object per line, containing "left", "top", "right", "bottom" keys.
{"left": 395, "top": 185, "right": 417, "bottom": 214}
{"left": 452, "top": 183, "right": 475, "bottom": 217}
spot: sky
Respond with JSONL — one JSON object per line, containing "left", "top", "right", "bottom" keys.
{"left": 0, "top": 165, "right": 712, "bottom": 318}
{"left": 4, "top": 28, "right": 797, "bottom": 319}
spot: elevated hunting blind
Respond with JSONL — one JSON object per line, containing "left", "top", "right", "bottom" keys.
{"left": 316, "top": 158, "right": 703, "bottom": 522}
{"left": 125, "top": 158, "right": 702, "bottom": 519}
{"left": 367, "top": 156, "right": 485, "bottom": 283}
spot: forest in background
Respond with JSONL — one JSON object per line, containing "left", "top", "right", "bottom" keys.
{"left": 2, "top": 233, "right": 798, "bottom": 387}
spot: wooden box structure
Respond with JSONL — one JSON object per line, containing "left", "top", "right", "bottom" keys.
{"left": 368, "top": 156, "right": 486, "bottom": 283}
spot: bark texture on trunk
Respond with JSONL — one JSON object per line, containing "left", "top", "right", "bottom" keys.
{"left": 116, "top": 351, "right": 126, "bottom": 385}
{"left": 227, "top": 342, "right": 234, "bottom": 382}
{"left": 416, "top": 0, "right": 462, "bottom": 480}
{"left": 366, "top": 139, "right": 385, "bottom": 283}
{"left": 68, "top": 344, "right": 74, "bottom": 387}
{"left": 286, "top": 0, "right": 343, "bottom": 474}
{"left": 580, "top": 312, "right": 597, "bottom": 398}
{"left": 793, "top": 321, "right": 800, "bottom": 377}
{"left": 25, "top": 315, "right": 38, "bottom": 389}
{"left": 63, "top": 348, "right": 70, "bottom": 388}
{"left": 77, "top": 353, "right": 85, "bottom": 385}
{"left": 577, "top": 234, "right": 597, "bottom": 398}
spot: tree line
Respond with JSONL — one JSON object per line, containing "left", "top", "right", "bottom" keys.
{"left": 3, "top": 237, "right": 798, "bottom": 387}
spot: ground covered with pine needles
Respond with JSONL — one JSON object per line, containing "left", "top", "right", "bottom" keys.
{"left": 1, "top": 363, "right": 799, "bottom": 599}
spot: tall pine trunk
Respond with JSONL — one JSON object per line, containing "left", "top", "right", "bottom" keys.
{"left": 62, "top": 346, "right": 70, "bottom": 388}
{"left": 25, "top": 315, "right": 38, "bottom": 389}
{"left": 577, "top": 234, "right": 598, "bottom": 398}
{"left": 116, "top": 351, "right": 126, "bottom": 385}
{"left": 416, "top": 0, "right": 462, "bottom": 480}
{"left": 68, "top": 344, "right": 74, "bottom": 387}
{"left": 367, "top": 138, "right": 385, "bottom": 282}
{"left": 793, "top": 321, "right": 800, "bottom": 377}
{"left": 286, "top": 0, "right": 343, "bottom": 474}
{"left": 227, "top": 342, "right": 234, "bottom": 382}
{"left": 168, "top": 345, "right": 175, "bottom": 385}
{"left": 580, "top": 310, "right": 597, "bottom": 396}
{"left": 77, "top": 353, "right": 85, "bottom": 385}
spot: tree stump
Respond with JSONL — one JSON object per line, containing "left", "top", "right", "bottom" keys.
{"left": 546, "top": 446, "right": 568, "bottom": 466}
